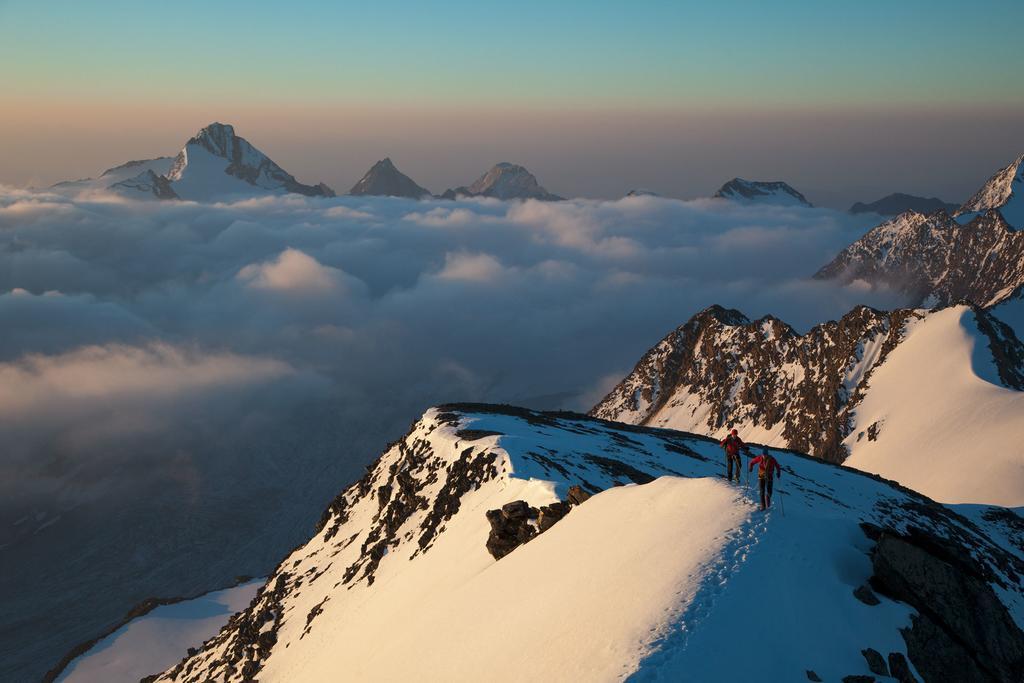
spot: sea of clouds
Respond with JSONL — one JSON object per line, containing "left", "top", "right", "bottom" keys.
{"left": 0, "top": 186, "right": 901, "bottom": 678}
{"left": 0, "top": 188, "right": 904, "bottom": 521}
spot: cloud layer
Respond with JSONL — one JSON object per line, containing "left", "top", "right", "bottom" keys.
{"left": 0, "top": 187, "right": 906, "bottom": 678}
{"left": 0, "top": 189, "right": 901, "bottom": 499}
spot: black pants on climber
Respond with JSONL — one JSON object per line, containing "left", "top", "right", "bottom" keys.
{"left": 727, "top": 453, "right": 742, "bottom": 483}
{"left": 758, "top": 475, "right": 774, "bottom": 510}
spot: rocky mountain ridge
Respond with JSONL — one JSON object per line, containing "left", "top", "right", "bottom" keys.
{"left": 815, "top": 209, "right": 1024, "bottom": 308}
{"left": 817, "top": 152, "right": 1024, "bottom": 308}
{"left": 589, "top": 303, "right": 1024, "bottom": 477}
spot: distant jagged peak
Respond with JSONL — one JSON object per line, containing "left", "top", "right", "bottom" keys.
{"left": 442, "top": 162, "right": 563, "bottom": 201}
{"left": 956, "top": 152, "right": 1024, "bottom": 228}
{"left": 713, "top": 177, "right": 812, "bottom": 207}
{"left": 163, "top": 122, "right": 335, "bottom": 200}
{"left": 349, "top": 157, "right": 430, "bottom": 199}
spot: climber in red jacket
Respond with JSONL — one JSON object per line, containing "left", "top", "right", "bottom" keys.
{"left": 749, "top": 449, "right": 782, "bottom": 510}
{"left": 719, "top": 429, "right": 747, "bottom": 483}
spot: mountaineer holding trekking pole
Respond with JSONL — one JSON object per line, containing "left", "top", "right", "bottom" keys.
{"left": 719, "top": 428, "right": 749, "bottom": 484}
{"left": 748, "top": 448, "right": 782, "bottom": 511}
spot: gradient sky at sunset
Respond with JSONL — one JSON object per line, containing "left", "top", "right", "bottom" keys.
{"left": 2, "top": 0, "right": 1022, "bottom": 204}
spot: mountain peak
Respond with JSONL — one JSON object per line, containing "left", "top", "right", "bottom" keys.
{"left": 158, "top": 122, "right": 334, "bottom": 200}
{"left": 816, "top": 205, "right": 1023, "bottom": 308}
{"left": 693, "top": 304, "right": 750, "bottom": 327}
{"left": 181, "top": 122, "right": 239, "bottom": 160}
{"left": 349, "top": 158, "right": 429, "bottom": 198}
{"left": 956, "top": 152, "right": 1024, "bottom": 227}
{"left": 443, "top": 162, "right": 563, "bottom": 201}
{"left": 713, "top": 178, "right": 812, "bottom": 207}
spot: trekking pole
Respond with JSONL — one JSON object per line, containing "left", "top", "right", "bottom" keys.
{"left": 776, "top": 479, "right": 785, "bottom": 517}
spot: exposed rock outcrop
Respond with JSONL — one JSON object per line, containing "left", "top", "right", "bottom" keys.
{"left": 591, "top": 305, "right": 920, "bottom": 462}
{"left": 485, "top": 487, "right": 589, "bottom": 560}
{"left": 867, "top": 527, "right": 1024, "bottom": 682}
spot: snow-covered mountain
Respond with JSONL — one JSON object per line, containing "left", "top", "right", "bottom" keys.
{"left": 625, "top": 188, "right": 660, "bottom": 197}
{"left": 440, "top": 162, "right": 563, "bottom": 201}
{"left": 154, "top": 123, "right": 334, "bottom": 202}
{"left": 956, "top": 152, "right": 1024, "bottom": 227}
{"left": 145, "top": 404, "right": 1024, "bottom": 682}
{"left": 590, "top": 304, "right": 1024, "bottom": 507}
{"left": 712, "top": 178, "right": 812, "bottom": 207}
{"left": 816, "top": 209, "right": 1024, "bottom": 308}
{"left": 48, "top": 157, "right": 175, "bottom": 196}
{"left": 51, "top": 124, "right": 335, "bottom": 202}
{"left": 849, "top": 193, "right": 958, "bottom": 216}
{"left": 817, "top": 153, "right": 1024, "bottom": 308}
{"left": 348, "top": 157, "right": 430, "bottom": 198}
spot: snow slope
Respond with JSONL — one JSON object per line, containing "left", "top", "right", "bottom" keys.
{"left": 274, "top": 478, "right": 748, "bottom": 682}
{"left": 956, "top": 152, "right": 1024, "bottom": 229}
{"left": 843, "top": 307, "right": 1024, "bottom": 506}
{"left": 591, "top": 304, "right": 1024, "bottom": 507}
{"left": 150, "top": 405, "right": 1024, "bottom": 683}
{"left": 55, "top": 580, "right": 261, "bottom": 683}
{"left": 48, "top": 158, "right": 174, "bottom": 197}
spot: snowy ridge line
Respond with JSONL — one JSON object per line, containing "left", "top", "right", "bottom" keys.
{"left": 815, "top": 151, "right": 1024, "bottom": 309}
{"left": 590, "top": 303, "right": 1024, "bottom": 506}
{"left": 43, "top": 576, "right": 257, "bottom": 683}
{"left": 589, "top": 304, "right": 924, "bottom": 462}
{"left": 815, "top": 209, "right": 1023, "bottom": 308}
{"left": 145, "top": 403, "right": 1023, "bottom": 682}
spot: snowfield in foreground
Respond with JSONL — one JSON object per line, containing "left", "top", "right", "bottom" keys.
{"left": 148, "top": 405, "right": 1024, "bottom": 683}
{"left": 284, "top": 478, "right": 749, "bottom": 681}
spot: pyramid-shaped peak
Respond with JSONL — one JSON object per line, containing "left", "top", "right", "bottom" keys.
{"left": 350, "top": 157, "right": 429, "bottom": 199}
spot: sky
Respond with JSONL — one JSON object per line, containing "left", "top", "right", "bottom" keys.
{"left": 2, "top": 0, "right": 1023, "bottom": 205}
